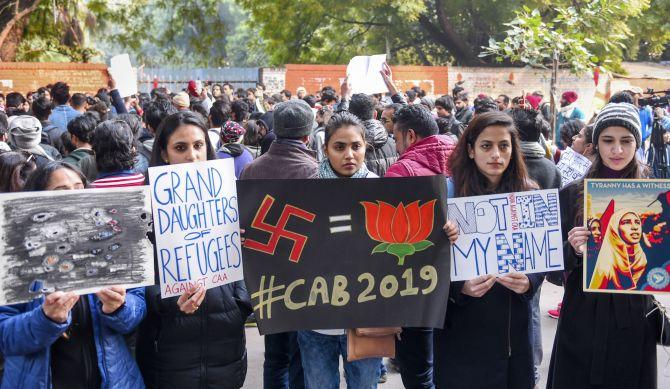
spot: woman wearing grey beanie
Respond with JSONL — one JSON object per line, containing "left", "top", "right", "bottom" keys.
{"left": 547, "top": 102, "right": 657, "bottom": 389}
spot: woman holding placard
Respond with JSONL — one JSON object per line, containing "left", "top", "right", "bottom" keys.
{"left": 547, "top": 102, "right": 658, "bottom": 389}
{"left": 0, "top": 161, "right": 146, "bottom": 389}
{"left": 296, "top": 112, "right": 382, "bottom": 388}
{"left": 136, "top": 111, "right": 252, "bottom": 389}
{"left": 433, "top": 111, "right": 542, "bottom": 389}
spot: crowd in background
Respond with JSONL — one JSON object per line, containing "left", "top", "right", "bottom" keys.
{"left": 0, "top": 65, "right": 667, "bottom": 389}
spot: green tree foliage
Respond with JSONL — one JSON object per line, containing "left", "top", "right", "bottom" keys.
{"left": 15, "top": 0, "right": 101, "bottom": 62}
{"left": 4, "top": 0, "right": 670, "bottom": 67}
{"left": 481, "top": 1, "right": 650, "bottom": 73}
{"left": 626, "top": 0, "right": 670, "bottom": 61}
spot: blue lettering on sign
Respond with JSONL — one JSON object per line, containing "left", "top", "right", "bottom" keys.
{"left": 452, "top": 237, "right": 491, "bottom": 277}
{"left": 495, "top": 232, "right": 525, "bottom": 273}
{"left": 517, "top": 193, "right": 559, "bottom": 229}
{"left": 448, "top": 197, "right": 509, "bottom": 234}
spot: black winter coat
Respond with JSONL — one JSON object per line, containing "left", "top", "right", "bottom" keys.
{"left": 524, "top": 155, "right": 562, "bottom": 190}
{"left": 547, "top": 180, "right": 657, "bottom": 389}
{"left": 136, "top": 283, "right": 253, "bottom": 389}
{"left": 433, "top": 184, "right": 542, "bottom": 389}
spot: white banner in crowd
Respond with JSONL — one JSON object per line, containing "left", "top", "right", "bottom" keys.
{"left": 346, "top": 54, "right": 387, "bottom": 95}
{"left": 109, "top": 53, "right": 138, "bottom": 98}
{"left": 556, "top": 147, "right": 592, "bottom": 188}
{"left": 149, "top": 159, "right": 244, "bottom": 298}
{"left": 448, "top": 189, "right": 564, "bottom": 281}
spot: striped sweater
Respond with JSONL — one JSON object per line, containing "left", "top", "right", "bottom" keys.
{"left": 90, "top": 172, "right": 145, "bottom": 188}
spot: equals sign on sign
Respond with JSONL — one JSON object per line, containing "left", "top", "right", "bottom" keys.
{"left": 329, "top": 215, "right": 352, "bottom": 234}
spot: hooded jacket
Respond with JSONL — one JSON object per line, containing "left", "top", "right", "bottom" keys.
{"left": 0, "top": 290, "right": 146, "bottom": 389}
{"left": 384, "top": 135, "right": 455, "bottom": 178}
{"left": 217, "top": 143, "right": 254, "bottom": 179}
{"left": 362, "top": 119, "right": 398, "bottom": 177}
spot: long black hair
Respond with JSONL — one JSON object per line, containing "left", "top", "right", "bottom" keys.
{"left": 150, "top": 110, "right": 216, "bottom": 167}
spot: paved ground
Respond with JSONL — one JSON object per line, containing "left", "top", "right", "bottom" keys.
{"left": 243, "top": 282, "right": 670, "bottom": 388}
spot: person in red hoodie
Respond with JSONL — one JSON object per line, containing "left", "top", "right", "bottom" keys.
{"left": 385, "top": 104, "right": 456, "bottom": 178}
{"left": 383, "top": 102, "right": 456, "bottom": 389}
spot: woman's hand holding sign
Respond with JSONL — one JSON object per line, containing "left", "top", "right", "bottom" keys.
{"left": 178, "top": 284, "right": 206, "bottom": 314}
{"left": 497, "top": 273, "right": 530, "bottom": 294}
{"left": 42, "top": 292, "right": 79, "bottom": 324}
{"left": 568, "top": 226, "right": 590, "bottom": 255}
{"left": 443, "top": 221, "right": 459, "bottom": 244}
{"left": 461, "top": 275, "right": 497, "bottom": 298}
{"left": 96, "top": 286, "right": 127, "bottom": 314}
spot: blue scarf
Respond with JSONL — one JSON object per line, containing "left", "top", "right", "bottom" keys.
{"left": 318, "top": 159, "right": 369, "bottom": 179}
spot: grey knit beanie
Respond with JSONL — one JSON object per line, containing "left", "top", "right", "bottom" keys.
{"left": 7, "top": 115, "right": 51, "bottom": 159}
{"left": 592, "top": 102, "right": 641, "bottom": 147}
{"left": 273, "top": 99, "right": 314, "bottom": 138}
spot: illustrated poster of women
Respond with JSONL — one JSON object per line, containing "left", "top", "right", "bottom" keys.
{"left": 584, "top": 179, "right": 670, "bottom": 293}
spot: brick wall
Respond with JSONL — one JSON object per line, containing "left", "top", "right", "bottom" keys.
{"left": 447, "top": 66, "right": 599, "bottom": 116}
{"left": 0, "top": 62, "right": 109, "bottom": 95}
{"left": 284, "top": 64, "right": 449, "bottom": 96}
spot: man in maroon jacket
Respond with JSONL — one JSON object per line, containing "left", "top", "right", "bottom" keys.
{"left": 384, "top": 104, "right": 456, "bottom": 388}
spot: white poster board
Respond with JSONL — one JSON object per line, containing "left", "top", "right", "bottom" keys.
{"left": 346, "top": 54, "right": 387, "bottom": 95}
{"left": 0, "top": 187, "right": 154, "bottom": 305}
{"left": 556, "top": 147, "right": 592, "bottom": 188}
{"left": 448, "top": 189, "right": 564, "bottom": 281}
{"left": 149, "top": 159, "right": 244, "bottom": 298}
{"left": 109, "top": 54, "right": 138, "bottom": 98}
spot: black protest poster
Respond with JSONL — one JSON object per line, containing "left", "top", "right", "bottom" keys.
{"left": 238, "top": 176, "right": 450, "bottom": 335}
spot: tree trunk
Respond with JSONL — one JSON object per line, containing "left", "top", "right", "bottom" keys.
{"left": 418, "top": 0, "right": 486, "bottom": 66}
{"left": 0, "top": 0, "right": 42, "bottom": 61}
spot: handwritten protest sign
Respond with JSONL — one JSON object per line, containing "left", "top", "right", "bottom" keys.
{"left": 0, "top": 187, "right": 153, "bottom": 305}
{"left": 149, "top": 159, "right": 243, "bottom": 298}
{"left": 584, "top": 179, "right": 670, "bottom": 294}
{"left": 238, "top": 176, "right": 450, "bottom": 335}
{"left": 448, "top": 189, "right": 564, "bottom": 281}
{"left": 556, "top": 147, "right": 591, "bottom": 187}
{"left": 346, "top": 54, "right": 387, "bottom": 95}
{"left": 109, "top": 54, "right": 138, "bottom": 98}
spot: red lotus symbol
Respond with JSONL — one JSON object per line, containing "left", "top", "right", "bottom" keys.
{"left": 361, "top": 200, "right": 436, "bottom": 265}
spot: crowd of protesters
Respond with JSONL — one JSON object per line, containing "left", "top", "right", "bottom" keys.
{"left": 0, "top": 63, "right": 667, "bottom": 389}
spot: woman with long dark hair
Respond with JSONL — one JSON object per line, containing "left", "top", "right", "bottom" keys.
{"left": 137, "top": 111, "right": 251, "bottom": 389}
{"left": 433, "top": 111, "right": 542, "bottom": 389}
{"left": 547, "top": 102, "right": 657, "bottom": 389}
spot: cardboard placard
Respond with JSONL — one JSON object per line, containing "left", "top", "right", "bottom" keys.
{"left": 557, "top": 147, "right": 592, "bottom": 187}
{"left": 346, "top": 54, "right": 387, "bottom": 95}
{"left": 109, "top": 54, "right": 138, "bottom": 98}
{"left": 448, "top": 189, "right": 564, "bottom": 281}
{"left": 584, "top": 179, "right": 670, "bottom": 294}
{"left": 238, "top": 176, "right": 451, "bottom": 335}
{"left": 149, "top": 159, "right": 244, "bottom": 298}
{"left": 0, "top": 187, "right": 154, "bottom": 305}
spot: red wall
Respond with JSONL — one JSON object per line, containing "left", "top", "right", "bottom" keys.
{"left": 0, "top": 62, "right": 109, "bottom": 95}
{"left": 284, "top": 64, "right": 449, "bottom": 96}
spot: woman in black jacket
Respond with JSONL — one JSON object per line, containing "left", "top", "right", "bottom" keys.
{"left": 434, "top": 111, "right": 542, "bottom": 389}
{"left": 547, "top": 103, "right": 657, "bottom": 389}
{"left": 136, "top": 111, "right": 252, "bottom": 389}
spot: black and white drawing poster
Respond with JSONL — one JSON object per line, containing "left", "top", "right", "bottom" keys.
{"left": 0, "top": 187, "right": 154, "bottom": 305}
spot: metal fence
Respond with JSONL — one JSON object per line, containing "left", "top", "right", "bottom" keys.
{"left": 138, "top": 67, "right": 260, "bottom": 93}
